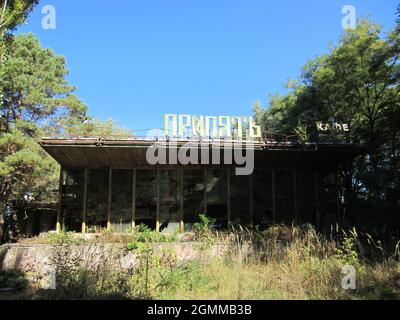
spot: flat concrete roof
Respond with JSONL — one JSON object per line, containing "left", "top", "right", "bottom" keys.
{"left": 40, "top": 138, "right": 364, "bottom": 170}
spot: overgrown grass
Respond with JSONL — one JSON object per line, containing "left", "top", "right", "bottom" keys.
{"left": 41, "top": 230, "right": 85, "bottom": 245}
{"left": 19, "top": 224, "right": 179, "bottom": 246}
{"left": 8, "top": 225, "right": 400, "bottom": 300}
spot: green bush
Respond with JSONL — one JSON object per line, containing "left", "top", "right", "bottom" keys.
{"left": 157, "top": 261, "right": 209, "bottom": 298}
{"left": 193, "top": 213, "right": 215, "bottom": 234}
{"left": 126, "top": 225, "right": 178, "bottom": 251}
{"left": 126, "top": 241, "right": 148, "bottom": 251}
{"left": 41, "top": 231, "right": 84, "bottom": 245}
{"left": 334, "top": 231, "right": 364, "bottom": 272}
{"left": 0, "top": 270, "right": 28, "bottom": 289}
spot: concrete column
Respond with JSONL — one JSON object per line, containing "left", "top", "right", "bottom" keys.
{"left": 293, "top": 168, "right": 298, "bottom": 223}
{"left": 204, "top": 168, "right": 208, "bottom": 214}
{"left": 227, "top": 168, "right": 231, "bottom": 227}
{"left": 132, "top": 169, "right": 136, "bottom": 229}
{"left": 180, "top": 169, "right": 184, "bottom": 232}
{"left": 107, "top": 167, "right": 112, "bottom": 230}
{"left": 81, "top": 169, "right": 88, "bottom": 234}
{"left": 56, "top": 168, "right": 63, "bottom": 233}
{"left": 314, "top": 171, "right": 320, "bottom": 227}
{"left": 272, "top": 169, "right": 276, "bottom": 221}
{"left": 250, "top": 173, "right": 254, "bottom": 226}
{"left": 156, "top": 168, "right": 160, "bottom": 232}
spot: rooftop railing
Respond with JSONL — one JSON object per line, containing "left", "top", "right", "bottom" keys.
{"left": 42, "top": 123, "right": 353, "bottom": 145}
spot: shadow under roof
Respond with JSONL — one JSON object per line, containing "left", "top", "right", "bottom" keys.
{"left": 39, "top": 138, "right": 364, "bottom": 170}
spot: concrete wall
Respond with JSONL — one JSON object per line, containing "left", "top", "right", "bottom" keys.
{"left": 0, "top": 243, "right": 228, "bottom": 288}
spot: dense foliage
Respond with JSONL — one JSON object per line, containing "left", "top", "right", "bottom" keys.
{"left": 0, "top": 2, "right": 134, "bottom": 242}
{"left": 0, "top": 33, "right": 88, "bottom": 242}
{"left": 254, "top": 19, "right": 400, "bottom": 235}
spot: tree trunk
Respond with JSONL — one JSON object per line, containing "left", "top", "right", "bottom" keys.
{"left": 0, "top": 211, "right": 3, "bottom": 242}
{"left": 0, "top": 177, "right": 11, "bottom": 243}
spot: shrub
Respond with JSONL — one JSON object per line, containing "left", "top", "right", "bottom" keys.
{"left": 334, "top": 229, "right": 365, "bottom": 272}
{"left": 157, "top": 261, "right": 208, "bottom": 298}
{"left": 126, "top": 241, "right": 148, "bottom": 251}
{"left": 193, "top": 213, "right": 216, "bottom": 234}
{"left": 0, "top": 270, "right": 28, "bottom": 289}
{"left": 41, "top": 244, "right": 132, "bottom": 300}
{"left": 126, "top": 224, "right": 178, "bottom": 249}
{"left": 41, "top": 230, "right": 83, "bottom": 245}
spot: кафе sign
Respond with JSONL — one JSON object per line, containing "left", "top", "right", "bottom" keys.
{"left": 316, "top": 122, "right": 349, "bottom": 132}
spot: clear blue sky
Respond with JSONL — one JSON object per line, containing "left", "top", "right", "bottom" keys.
{"left": 17, "top": 0, "right": 399, "bottom": 131}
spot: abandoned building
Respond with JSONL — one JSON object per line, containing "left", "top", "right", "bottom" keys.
{"left": 35, "top": 132, "right": 363, "bottom": 234}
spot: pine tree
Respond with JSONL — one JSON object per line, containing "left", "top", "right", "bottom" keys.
{"left": 0, "top": 33, "right": 87, "bottom": 242}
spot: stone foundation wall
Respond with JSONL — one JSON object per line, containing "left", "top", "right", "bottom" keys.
{"left": 0, "top": 242, "right": 228, "bottom": 288}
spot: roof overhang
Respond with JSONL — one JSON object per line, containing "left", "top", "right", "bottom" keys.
{"left": 39, "top": 138, "right": 364, "bottom": 171}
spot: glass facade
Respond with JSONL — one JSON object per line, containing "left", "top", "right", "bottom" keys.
{"left": 320, "top": 172, "right": 338, "bottom": 228}
{"left": 296, "top": 171, "right": 316, "bottom": 224}
{"left": 62, "top": 169, "right": 84, "bottom": 232}
{"left": 136, "top": 169, "right": 157, "bottom": 229}
{"left": 253, "top": 169, "right": 273, "bottom": 227}
{"left": 183, "top": 169, "right": 205, "bottom": 231}
{"left": 230, "top": 170, "right": 250, "bottom": 226}
{"left": 206, "top": 169, "right": 228, "bottom": 229}
{"left": 59, "top": 166, "right": 334, "bottom": 233}
{"left": 159, "top": 169, "right": 181, "bottom": 233}
{"left": 111, "top": 169, "right": 133, "bottom": 232}
{"left": 274, "top": 169, "right": 295, "bottom": 223}
{"left": 87, "top": 169, "right": 109, "bottom": 230}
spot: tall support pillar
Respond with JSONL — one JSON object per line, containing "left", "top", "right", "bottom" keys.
{"left": 82, "top": 169, "right": 88, "bottom": 234}
{"left": 293, "top": 168, "right": 298, "bottom": 223}
{"left": 204, "top": 168, "right": 208, "bottom": 214}
{"left": 227, "top": 168, "right": 231, "bottom": 227}
{"left": 249, "top": 173, "right": 254, "bottom": 226}
{"left": 314, "top": 171, "right": 320, "bottom": 227}
{"left": 156, "top": 168, "right": 160, "bottom": 232}
{"left": 336, "top": 169, "right": 341, "bottom": 224}
{"left": 107, "top": 167, "right": 112, "bottom": 230}
{"left": 56, "top": 168, "right": 63, "bottom": 233}
{"left": 132, "top": 169, "right": 136, "bottom": 229}
{"left": 271, "top": 169, "right": 276, "bottom": 221}
{"left": 179, "top": 169, "right": 184, "bottom": 232}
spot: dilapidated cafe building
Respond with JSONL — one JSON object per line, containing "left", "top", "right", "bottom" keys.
{"left": 39, "top": 115, "right": 363, "bottom": 234}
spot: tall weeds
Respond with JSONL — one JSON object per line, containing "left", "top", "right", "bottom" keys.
{"left": 27, "top": 225, "right": 400, "bottom": 300}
